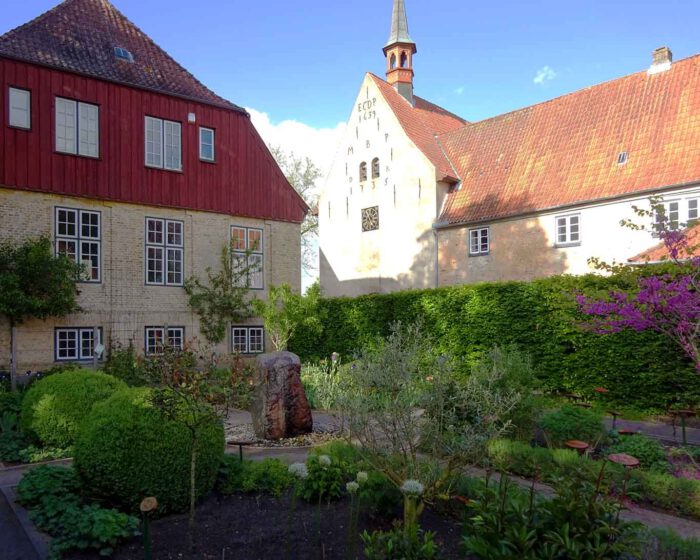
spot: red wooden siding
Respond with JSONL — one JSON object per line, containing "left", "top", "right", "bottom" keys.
{"left": 0, "top": 58, "right": 307, "bottom": 223}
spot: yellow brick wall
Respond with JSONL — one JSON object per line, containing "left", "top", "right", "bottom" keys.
{"left": 0, "top": 187, "right": 301, "bottom": 371}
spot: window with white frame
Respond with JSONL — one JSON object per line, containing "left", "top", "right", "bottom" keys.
{"left": 145, "top": 218, "right": 184, "bottom": 285}
{"left": 231, "top": 326, "right": 264, "bottom": 354}
{"left": 654, "top": 200, "right": 680, "bottom": 233}
{"left": 55, "top": 97, "right": 99, "bottom": 157}
{"left": 199, "top": 127, "right": 215, "bottom": 162}
{"left": 469, "top": 227, "right": 490, "bottom": 256}
{"left": 144, "top": 326, "right": 185, "bottom": 355}
{"left": 688, "top": 198, "right": 698, "bottom": 222}
{"left": 9, "top": 87, "right": 30, "bottom": 129}
{"left": 145, "top": 116, "right": 181, "bottom": 170}
{"left": 55, "top": 327, "right": 102, "bottom": 361}
{"left": 231, "top": 226, "right": 264, "bottom": 289}
{"left": 555, "top": 214, "right": 581, "bottom": 246}
{"left": 55, "top": 207, "right": 101, "bottom": 282}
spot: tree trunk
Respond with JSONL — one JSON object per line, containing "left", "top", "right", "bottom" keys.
{"left": 10, "top": 322, "right": 17, "bottom": 392}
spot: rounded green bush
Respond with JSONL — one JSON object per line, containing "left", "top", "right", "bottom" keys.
{"left": 21, "top": 369, "right": 126, "bottom": 447}
{"left": 74, "top": 388, "right": 225, "bottom": 514}
{"left": 539, "top": 405, "right": 605, "bottom": 447}
{"left": 606, "top": 435, "right": 669, "bottom": 472}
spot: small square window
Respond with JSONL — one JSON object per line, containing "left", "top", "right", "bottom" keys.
{"left": 555, "top": 214, "right": 581, "bottom": 246}
{"left": 654, "top": 201, "right": 680, "bottom": 234}
{"left": 469, "top": 227, "right": 490, "bottom": 255}
{"left": 231, "top": 326, "right": 265, "bottom": 354}
{"left": 145, "top": 326, "right": 184, "bottom": 355}
{"left": 9, "top": 87, "right": 31, "bottom": 129}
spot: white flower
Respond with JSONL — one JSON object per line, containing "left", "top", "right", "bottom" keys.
{"left": 288, "top": 462, "right": 308, "bottom": 480}
{"left": 401, "top": 479, "right": 424, "bottom": 496}
{"left": 346, "top": 481, "right": 359, "bottom": 494}
{"left": 356, "top": 471, "right": 368, "bottom": 484}
{"left": 318, "top": 455, "right": 332, "bottom": 467}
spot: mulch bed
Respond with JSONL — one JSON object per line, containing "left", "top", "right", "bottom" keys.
{"left": 74, "top": 491, "right": 465, "bottom": 559}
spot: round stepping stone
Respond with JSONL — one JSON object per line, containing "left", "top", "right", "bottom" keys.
{"left": 607, "top": 453, "right": 640, "bottom": 468}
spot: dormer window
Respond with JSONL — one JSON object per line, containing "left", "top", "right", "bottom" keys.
{"left": 114, "top": 47, "right": 134, "bottom": 63}
{"left": 371, "top": 157, "right": 380, "bottom": 179}
{"left": 359, "top": 162, "right": 368, "bottom": 182}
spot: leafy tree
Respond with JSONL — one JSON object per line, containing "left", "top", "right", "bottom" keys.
{"left": 184, "top": 244, "right": 254, "bottom": 345}
{"left": 252, "top": 282, "right": 322, "bottom": 351}
{"left": 580, "top": 196, "right": 700, "bottom": 373}
{"left": 269, "top": 146, "right": 322, "bottom": 274}
{"left": 0, "top": 237, "right": 81, "bottom": 390}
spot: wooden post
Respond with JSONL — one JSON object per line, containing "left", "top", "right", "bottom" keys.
{"left": 10, "top": 324, "right": 17, "bottom": 392}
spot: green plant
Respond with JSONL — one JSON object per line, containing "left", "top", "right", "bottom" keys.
{"left": 0, "top": 236, "right": 82, "bottom": 390}
{"left": 218, "top": 457, "right": 293, "bottom": 497}
{"left": 0, "top": 410, "right": 28, "bottom": 462}
{"left": 18, "top": 445, "right": 72, "bottom": 463}
{"left": 462, "top": 466, "right": 643, "bottom": 559}
{"left": 74, "top": 387, "right": 224, "bottom": 514}
{"left": 606, "top": 434, "right": 669, "bottom": 472}
{"left": 641, "top": 528, "right": 700, "bottom": 560}
{"left": 359, "top": 470, "right": 403, "bottom": 518}
{"left": 252, "top": 282, "right": 322, "bottom": 351}
{"left": 361, "top": 522, "right": 439, "bottom": 560}
{"left": 103, "top": 341, "right": 147, "bottom": 386}
{"left": 297, "top": 453, "right": 348, "bottom": 503}
{"left": 539, "top": 404, "right": 606, "bottom": 447}
{"left": 301, "top": 356, "right": 345, "bottom": 410}
{"left": 0, "top": 389, "right": 23, "bottom": 415}
{"left": 21, "top": 369, "right": 126, "bottom": 447}
{"left": 17, "top": 466, "right": 138, "bottom": 559}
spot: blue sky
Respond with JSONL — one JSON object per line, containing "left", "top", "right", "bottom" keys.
{"left": 4, "top": 0, "right": 700, "bottom": 129}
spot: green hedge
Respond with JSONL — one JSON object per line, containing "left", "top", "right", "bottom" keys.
{"left": 290, "top": 273, "right": 699, "bottom": 410}
{"left": 74, "top": 388, "right": 225, "bottom": 514}
{"left": 21, "top": 369, "right": 126, "bottom": 447}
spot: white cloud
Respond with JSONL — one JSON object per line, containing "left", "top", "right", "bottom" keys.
{"left": 246, "top": 108, "right": 346, "bottom": 177}
{"left": 533, "top": 65, "right": 557, "bottom": 85}
{"left": 454, "top": 86, "right": 465, "bottom": 95}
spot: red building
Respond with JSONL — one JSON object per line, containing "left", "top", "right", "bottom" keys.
{"left": 0, "top": 0, "right": 307, "bottom": 371}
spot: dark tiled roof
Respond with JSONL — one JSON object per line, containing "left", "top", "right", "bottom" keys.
{"left": 437, "top": 55, "right": 700, "bottom": 226}
{"left": 0, "top": 0, "right": 243, "bottom": 112}
{"left": 369, "top": 74, "right": 467, "bottom": 181}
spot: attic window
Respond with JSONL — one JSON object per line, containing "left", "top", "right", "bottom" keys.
{"left": 114, "top": 47, "right": 134, "bottom": 63}
{"left": 617, "top": 151, "right": 628, "bottom": 165}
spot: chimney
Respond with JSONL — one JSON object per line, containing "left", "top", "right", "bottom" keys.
{"left": 648, "top": 46, "right": 673, "bottom": 75}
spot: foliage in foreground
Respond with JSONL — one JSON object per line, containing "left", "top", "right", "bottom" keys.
{"left": 462, "top": 466, "right": 643, "bottom": 559}
{"left": 21, "top": 369, "right": 126, "bottom": 447}
{"left": 74, "top": 387, "right": 224, "bottom": 514}
{"left": 641, "top": 528, "right": 700, "bottom": 560}
{"left": 16, "top": 466, "right": 139, "bottom": 559}
{"left": 362, "top": 522, "right": 439, "bottom": 560}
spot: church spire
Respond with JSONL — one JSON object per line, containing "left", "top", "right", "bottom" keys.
{"left": 383, "top": 0, "right": 417, "bottom": 105}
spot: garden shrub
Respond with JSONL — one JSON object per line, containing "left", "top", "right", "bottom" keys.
{"left": 641, "top": 528, "right": 700, "bottom": 560}
{"left": 16, "top": 466, "right": 138, "bottom": 559}
{"left": 358, "top": 470, "right": 403, "bottom": 518}
{"left": 289, "top": 273, "right": 700, "bottom": 411}
{"left": 606, "top": 434, "right": 669, "bottom": 473}
{"left": 539, "top": 405, "right": 605, "bottom": 447}
{"left": 0, "top": 389, "right": 23, "bottom": 416}
{"left": 0, "top": 411, "right": 28, "bottom": 462}
{"left": 21, "top": 369, "right": 126, "bottom": 447}
{"left": 361, "top": 523, "right": 439, "bottom": 560}
{"left": 218, "top": 456, "right": 292, "bottom": 497}
{"left": 297, "top": 453, "right": 348, "bottom": 502}
{"left": 102, "top": 342, "right": 147, "bottom": 386}
{"left": 74, "top": 387, "right": 224, "bottom": 514}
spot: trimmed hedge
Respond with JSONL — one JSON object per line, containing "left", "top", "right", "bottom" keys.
{"left": 290, "top": 273, "right": 699, "bottom": 410}
{"left": 21, "top": 369, "right": 126, "bottom": 447}
{"left": 74, "top": 387, "right": 225, "bottom": 514}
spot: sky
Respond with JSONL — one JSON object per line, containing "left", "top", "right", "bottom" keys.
{"left": 3, "top": 0, "right": 700, "bottom": 286}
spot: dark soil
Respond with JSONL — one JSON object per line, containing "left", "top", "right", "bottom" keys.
{"left": 74, "top": 491, "right": 465, "bottom": 560}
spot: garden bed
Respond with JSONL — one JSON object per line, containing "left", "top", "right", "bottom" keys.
{"left": 71, "top": 491, "right": 464, "bottom": 560}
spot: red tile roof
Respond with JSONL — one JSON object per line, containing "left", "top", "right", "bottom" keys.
{"left": 369, "top": 74, "right": 467, "bottom": 182}
{"left": 436, "top": 55, "right": 700, "bottom": 225}
{"left": 0, "top": 0, "right": 242, "bottom": 112}
{"left": 629, "top": 223, "right": 700, "bottom": 262}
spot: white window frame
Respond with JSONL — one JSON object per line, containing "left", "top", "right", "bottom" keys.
{"left": 688, "top": 198, "right": 698, "bottom": 222}
{"left": 469, "top": 227, "right": 490, "bottom": 256}
{"left": 231, "top": 326, "right": 265, "bottom": 354}
{"left": 9, "top": 87, "right": 31, "bottom": 129}
{"left": 55, "top": 97, "right": 99, "bottom": 157}
{"left": 55, "top": 327, "right": 103, "bottom": 361}
{"left": 231, "top": 226, "right": 264, "bottom": 290}
{"left": 555, "top": 214, "right": 581, "bottom": 246}
{"left": 144, "top": 326, "right": 185, "bottom": 355}
{"left": 199, "top": 127, "right": 215, "bottom": 162}
{"left": 145, "top": 218, "right": 184, "bottom": 286}
{"left": 55, "top": 207, "right": 101, "bottom": 282}
{"left": 145, "top": 116, "right": 181, "bottom": 171}
{"left": 653, "top": 200, "right": 680, "bottom": 234}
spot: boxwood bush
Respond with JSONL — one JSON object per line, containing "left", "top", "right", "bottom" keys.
{"left": 74, "top": 387, "right": 225, "bottom": 514}
{"left": 289, "top": 272, "right": 699, "bottom": 411}
{"left": 21, "top": 369, "right": 126, "bottom": 447}
{"left": 539, "top": 405, "right": 606, "bottom": 447}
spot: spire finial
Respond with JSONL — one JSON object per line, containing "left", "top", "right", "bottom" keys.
{"left": 385, "top": 0, "right": 415, "bottom": 49}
